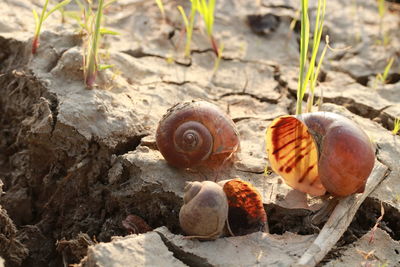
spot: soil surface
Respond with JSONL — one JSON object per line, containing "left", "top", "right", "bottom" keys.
{"left": 0, "top": 0, "right": 399, "bottom": 266}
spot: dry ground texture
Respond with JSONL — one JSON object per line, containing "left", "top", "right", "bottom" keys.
{"left": 0, "top": 0, "right": 400, "bottom": 266}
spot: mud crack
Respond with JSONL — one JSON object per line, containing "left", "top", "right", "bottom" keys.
{"left": 220, "top": 92, "right": 279, "bottom": 104}
{"left": 156, "top": 231, "right": 213, "bottom": 267}
{"left": 122, "top": 49, "right": 191, "bottom": 67}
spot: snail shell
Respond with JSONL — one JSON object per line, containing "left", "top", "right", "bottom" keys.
{"left": 266, "top": 112, "right": 375, "bottom": 197}
{"left": 179, "top": 181, "right": 228, "bottom": 239}
{"left": 219, "top": 179, "right": 268, "bottom": 235}
{"left": 156, "top": 100, "right": 240, "bottom": 168}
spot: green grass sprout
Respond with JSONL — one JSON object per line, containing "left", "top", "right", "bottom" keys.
{"left": 64, "top": 0, "right": 92, "bottom": 35}
{"left": 377, "top": 0, "right": 385, "bottom": 37}
{"left": 392, "top": 117, "right": 400, "bottom": 135}
{"left": 296, "top": 0, "right": 310, "bottom": 115}
{"left": 306, "top": 35, "right": 329, "bottom": 112}
{"left": 84, "top": 0, "right": 118, "bottom": 88}
{"left": 212, "top": 42, "right": 224, "bottom": 75}
{"left": 375, "top": 57, "right": 394, "bottom": 87}
{"left": 155, "top": 0, "right": 165, "bottom": 18}
{"left": 197, "top": 0, "right": 219, "bottom": 56}
{"left": 376, "top": 0, "right": 391, "bottom": 45}
{"left": 296, "top": 0, "right": 327, "bottom": 115}
{"left": 32, "top": 0, "right": 71, "bottom": 54}
{"left": 178, "top": 1, "right": 198, "bottom": 58}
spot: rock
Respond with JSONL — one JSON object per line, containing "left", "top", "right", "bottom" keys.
{"left": 155, "top": 226, "right": 316, "bottom": 266}
{"left": 79, "top": 231, "right": 187, "bottom": 267}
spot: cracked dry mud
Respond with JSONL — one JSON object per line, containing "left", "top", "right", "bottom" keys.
{"left": 0, "top": 0, "right": 399, "bottom": 266}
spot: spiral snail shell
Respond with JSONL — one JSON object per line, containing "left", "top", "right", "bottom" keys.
{"left": 266, "top": 112, "right": 375, "bottom": 197}
{"left": 179, "top": 181, "right": 229, "bottom": 239}
{"left": 156, "top": 100, "right": 240, "bottom": 168}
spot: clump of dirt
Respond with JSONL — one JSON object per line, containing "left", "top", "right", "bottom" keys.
{"left": 0, "top": 207, "right": 29, "bottom": 266}
{"left": 0, "top": 38, "right": 182, "bottom": 266}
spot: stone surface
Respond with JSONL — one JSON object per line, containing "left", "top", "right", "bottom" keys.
{"left": 81, "top": 232, "right": 187, "bottom": 267}
{"left": 155, "top": 226, "right": 316, "bottom": 267}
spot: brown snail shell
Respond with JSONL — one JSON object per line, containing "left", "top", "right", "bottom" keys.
{"left": 179, "top": 179, "right": 268, "bottom": 239}
{"left": 219, "top": 179, "right": 268, "bottom": 235}
{"left": 156, "top": 100, "right": 240, "bottom": 168}
{"left": 179, "top": 181, "right": 228, "bottom": 239}
{"left": 266, "top": 112, "right": 375, "bottom": 197}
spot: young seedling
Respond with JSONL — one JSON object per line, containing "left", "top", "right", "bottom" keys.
{"left": 32, "top": 0, "right": 71, "bottom": 54}
{"left": 392, "top": 117, "right": 400, "bottom": 135}
{"left": 306, "top": 35, "right": 329, "bottom": 113}
{"left": 62, "top": 0, "right": 89, "bottom": 34}
{"left": 155, "top": 0, "right": 165, "bottom": 19}
{"left": 197, "top": 0, "right": 219, "bottom": 56}
{"left": 212, "top": 42, "right": 224, "bottom": 75}
{"left": 296, "top": 0, "right": 327, "bottom": 114}
{"left": 374, "top": 57, "right": 394, "bottom": 88}
{"left": 177, "top": 0, "right": 198, "bottom": 58}
{"left": 83, "top": 0, "right": 118, "bottom": 88}
{"left": 377, "top": 0, "right": 385, "bottom": 39}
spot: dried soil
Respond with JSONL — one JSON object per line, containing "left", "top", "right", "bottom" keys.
{"left": 0, "top": 0, "right": 399, "bottom": 266}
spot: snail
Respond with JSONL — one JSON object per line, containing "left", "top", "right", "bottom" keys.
{"left": 156, "top": 100, "right": 240, "bottom": 168}
{"left": 179, "top": 179, "right": 267, "bottom": 239}
{"left": 266, "top": 112, "right": 375, "bottom": 197}
{"left": 179, "top": 181, "right": 229, "bottom": 239}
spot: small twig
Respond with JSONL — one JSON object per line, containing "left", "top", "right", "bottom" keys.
{"left": 297, "top": 161, "right": 388, "bottom": 267}
{"left": 368, "top": 201, "right": 385, "bottom": 244}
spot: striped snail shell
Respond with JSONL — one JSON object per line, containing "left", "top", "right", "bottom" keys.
{"left": 266, "top": 112, "right": 375, "bottom": 197}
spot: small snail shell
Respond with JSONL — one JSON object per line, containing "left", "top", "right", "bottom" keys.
{"left": 156, "top": 100, "right": 240, "bottom": 168}
{"left": 219, "top": 179, "right": 268, "bottom": 235}
{"left": 179, "top": 181, "right": 228, "bottom": 239}
{"left": 266, "top": 112, "right": 375, "bottom": 197}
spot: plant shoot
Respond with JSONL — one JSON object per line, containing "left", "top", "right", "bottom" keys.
{"left": 197, "top": 0, "right": 219, "bottom": 56}
{"left": 155, "top": 0, "right": 165, "bottom": 18}
{"left": 32, "top": 0, "right": 71, "bottom": 54}
{"left": 83, "top": 0, "right": 118, "bottom": 88}
{"left": 177, "top": 1, "right": 198, "bottom": 58}
{"left": 393, "top": 117, "right": 400, "bottom": 135}
{"left": 375, "top": 57, "right": 394, "bottom": 87}
{"left": 296, "top": 0, "right": 327, "bottom": 115}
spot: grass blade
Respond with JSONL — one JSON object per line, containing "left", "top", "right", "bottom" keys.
{"left": 296, "top": 0, "right": 310, "bottom": 115}
{"left": 393, "top": 117, "right": 400, "bottom": 135}
{"left": 85, "top": 0, "right": 104, "bottom": 88}
{"left": 100, "top": 28, "right": 120, "bottom": 35}
{"left": 44, "top": 0, "right": 71, "bottom": 21}
{"left": 32, "top": 9, "right": 39, "bottom": 26}
{"left": 178, "top": 4, "right": 197, "bottom": 58}
{"left": 177, "top": 6, "right": 189, "bottom": 30}
{"left": 98, "top": 64, "right": 114, "bottom": 70}
{"left": 381, "top": 57, "right": 394, "bottom": 83}
{"left": 155, "top": 0, "right": 165, "bottom": 18}
{"left": 297, "top": 0, "right": 327, "bottom": 114}
{"left": 306, "top": 36, "right": 328, "bottom": 112}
